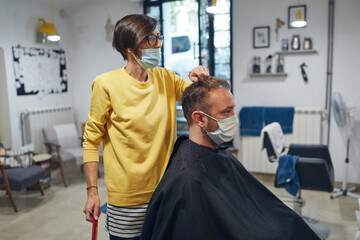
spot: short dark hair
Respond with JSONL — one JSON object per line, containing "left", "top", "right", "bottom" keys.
{"left": 181, "top": 77, "right": 231, "bottom": 125}
{"left": 112, "top": 14, "right": 158, "bottom": 60}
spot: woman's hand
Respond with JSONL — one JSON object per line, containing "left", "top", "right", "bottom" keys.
{"left": 188, "top": 66, "right": 210, "bottom": 82}
{"left": 83, "top": 189, "right": 100, "bottom": 222}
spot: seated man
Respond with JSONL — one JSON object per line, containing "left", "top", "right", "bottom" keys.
{"left": 140, "top": 77, "right": 319, "bottom": 240}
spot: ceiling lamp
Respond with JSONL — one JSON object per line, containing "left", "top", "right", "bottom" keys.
{"left": 206, "top": 0, "right": 226, "bottom": 14}
{"left": 291, "top": 0, "right": 307, "bottom": 28}
{"left": 37, "top": 0, "right": 60, "bottom": 43}
{"left": 206, "top": 0, "right": 217, "bottom": 14}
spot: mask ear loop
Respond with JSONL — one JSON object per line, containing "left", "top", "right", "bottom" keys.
{"left": 201, "top": 112, "right": 218, "bottom": 121}
{"left": 130, "top": 52, "right": 136, "bottom": 60}
{"left": 131, "top": 48, "right": 142, "bottom": 60}
{"left": 202, "top": 113, "right": 214, "bottom": 133}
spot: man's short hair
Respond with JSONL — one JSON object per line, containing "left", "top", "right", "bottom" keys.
{"left": 181, "top": 77, "right": 231, "bottom": 125}
{"left": 112, "top": 14, "right": 158, "bottom": 60}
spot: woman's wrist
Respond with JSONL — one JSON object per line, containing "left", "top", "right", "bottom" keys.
{"left": 86, "top": 185, "right": 98, "bottom": 191}
{"left": 86, "top": 186, "right": 98, "bottom": 197}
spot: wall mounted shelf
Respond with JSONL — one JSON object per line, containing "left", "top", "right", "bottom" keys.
{"left": 275, "top": 50, "right": 318, "bottom": 55}
{"left": 249, "top": 73, "right": 288, "bottom": 78}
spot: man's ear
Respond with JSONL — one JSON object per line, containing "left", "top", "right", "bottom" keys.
{"left": 192, "top": 111, "right": 206, "bottom": 128}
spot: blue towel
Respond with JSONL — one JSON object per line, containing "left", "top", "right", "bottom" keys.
{"left": 239, "top": 107, "right": 265, "bottom": 136}
{"left": 277, "top": 154, "right": 300, "bottom": 196}
{"left": 264, "top": 107, "right": 295, "bottom": 134}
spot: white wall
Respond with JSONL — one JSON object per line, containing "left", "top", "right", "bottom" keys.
{"left": 232, "top": 0, "right": 360, "bottom": 183}
{"left": 0, "top": 0, "right": 74, "bottom": 148}
{"left": 330, "top": 0, "right": 360, "bottom": 183}
{"left": 0, "top": 48, "right": 12, "bottom": 146}
{"left": 232, "top": 0, "right": 328, "bottom": 108}
{"left": 0, "top": 0, "right": 142, "bottom": 148}
{"left": 64, "top": 0, "right": 143, "bottom": 124}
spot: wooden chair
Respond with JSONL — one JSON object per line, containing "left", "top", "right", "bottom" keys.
{"left": 0, "top": 161, "right": 45, "bottom": 212}
{"left": 42, "top": 123, "right": 83, "bottom": 187}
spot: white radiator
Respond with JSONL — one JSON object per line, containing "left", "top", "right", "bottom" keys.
{"left": 21, "top": 105, "right": 74, "bottom": 153}
{"left": 240, "top": 108, "right": 326, "bottom": 174}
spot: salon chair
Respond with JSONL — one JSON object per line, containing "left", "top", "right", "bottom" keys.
{"left": 260, "top": 122, "right": 334, "bottom": 240}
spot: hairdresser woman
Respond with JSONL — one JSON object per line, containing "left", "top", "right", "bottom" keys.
{"left": 82, "top": 14, "right": 209, "bottom": 240}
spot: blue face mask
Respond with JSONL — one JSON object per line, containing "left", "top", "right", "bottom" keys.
{"left": 132, "top": 48, "right": 161, "bottom": 69}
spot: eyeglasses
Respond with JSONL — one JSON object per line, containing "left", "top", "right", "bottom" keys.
{"left": 145, "top": 34, "right": 164, "bottom": 47}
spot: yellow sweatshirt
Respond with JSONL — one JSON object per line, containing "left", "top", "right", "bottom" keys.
{"left": 83, "top": 67, "right": 190, "bottom": 206}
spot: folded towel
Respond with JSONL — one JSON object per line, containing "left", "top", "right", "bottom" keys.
{"left": 264, "top": 107, "right": 295, "bottom": 134}
{"left": 277, "top": 154, "right": 300, "bottom": 196}
{"left": 239, "top": 107, "right": 265, "bottom": 136}
{"left": 260, "top": 122, "right": 285, "bottom": 159}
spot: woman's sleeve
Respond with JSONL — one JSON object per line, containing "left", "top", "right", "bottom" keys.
{"left": 174, "top": 73, "right": 191, "bottom": 102}
{"left": 83, "top": 77, "right": 111, "bottom": 163}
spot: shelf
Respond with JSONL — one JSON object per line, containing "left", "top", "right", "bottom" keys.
{"left": 275, "top": 50, "right": 318, "bottom": 55}
{"left": 249, "top": 73, "right": 288, "bottom": 78}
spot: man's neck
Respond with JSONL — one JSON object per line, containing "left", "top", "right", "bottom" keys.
{"left": 188, "top": 125, "right": 218, "bottom": 150}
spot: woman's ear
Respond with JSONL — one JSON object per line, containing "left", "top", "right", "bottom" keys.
{"left": 126, "top": 48, "right": 134, "bottom": 59}
{"left": 192, "top": 111, "right": 206, "bottom": 128}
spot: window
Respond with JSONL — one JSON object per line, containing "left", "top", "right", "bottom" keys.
{"left": 172, "top": 36, "right": 191, "bottom": 54}
{"left": 144, "top": 0, "right": 232, "bottom": 89}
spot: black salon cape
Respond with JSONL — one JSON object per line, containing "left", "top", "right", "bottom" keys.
{"left": 140, "top": 137, "right": 319, "bottom": 240}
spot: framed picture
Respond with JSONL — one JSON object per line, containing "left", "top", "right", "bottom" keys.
{"left": 288, "top": 5, "right": 307, "bottom": 29}
{"left": 253, "top": 26, "right": 270, "bottom": 48}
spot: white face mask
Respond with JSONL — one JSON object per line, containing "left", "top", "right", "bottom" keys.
{"left": 132, "top": 48, "right": 161, "bottom": 69}
{"left": 202, "top": 112, "right": 239, "bottom": 145}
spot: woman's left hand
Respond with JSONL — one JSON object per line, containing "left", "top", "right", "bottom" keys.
{"left": 188, "top": 66, "right": 210, "bottom": 82}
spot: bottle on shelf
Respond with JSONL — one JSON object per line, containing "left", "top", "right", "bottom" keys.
{"left": 281, "top": 39, "right": 289, "bottom": 51}
{"left": 303, "top": 37, "right": 312, "bottom": 50}
{"left": 265, "top": 55, "right": 272, "bottom": 73}
{"left": 276, "top": 55, "right": 284, "bottom": 73}
{"left": 252, "top": 56, "right": 261, "bottom": 73}
{"left": 291, "top": 34, "right": 300, "bottom": 50}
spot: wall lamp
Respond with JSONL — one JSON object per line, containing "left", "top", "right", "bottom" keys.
{"left": 36, "top": 0, "right": 60, "bottom": 44}
{"left": 37, "top": 18, "right": 60, "bottom": 43}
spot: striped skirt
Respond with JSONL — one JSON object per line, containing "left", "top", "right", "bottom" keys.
{"left": 106, "top": 203, "right": 148, "bottom": 238}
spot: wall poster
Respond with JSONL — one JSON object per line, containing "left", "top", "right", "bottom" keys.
{"left": 12, "top": 46, "right": 67, "bottom": 96}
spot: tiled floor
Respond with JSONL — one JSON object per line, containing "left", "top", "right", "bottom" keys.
{"left": 254, "top": 173, "right": 360, "bottom": 240}
{"left": 0, "top": 165, "right": 359, "bottom": 240}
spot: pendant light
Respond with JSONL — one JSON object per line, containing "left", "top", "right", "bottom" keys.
{"left": 206, "top": 0, "right": 218, "bottom": 14}
{"left": 206, "top": 0, "right": 228, "bottom": 14}
{"left": 291, "top": 0, "right": 307, "bottom": 28}
{"left": 206, "top": 0, "right": 227, "bottom": 14}
{"left": 37, "top": 0, "right": 60, "bottom": 43}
